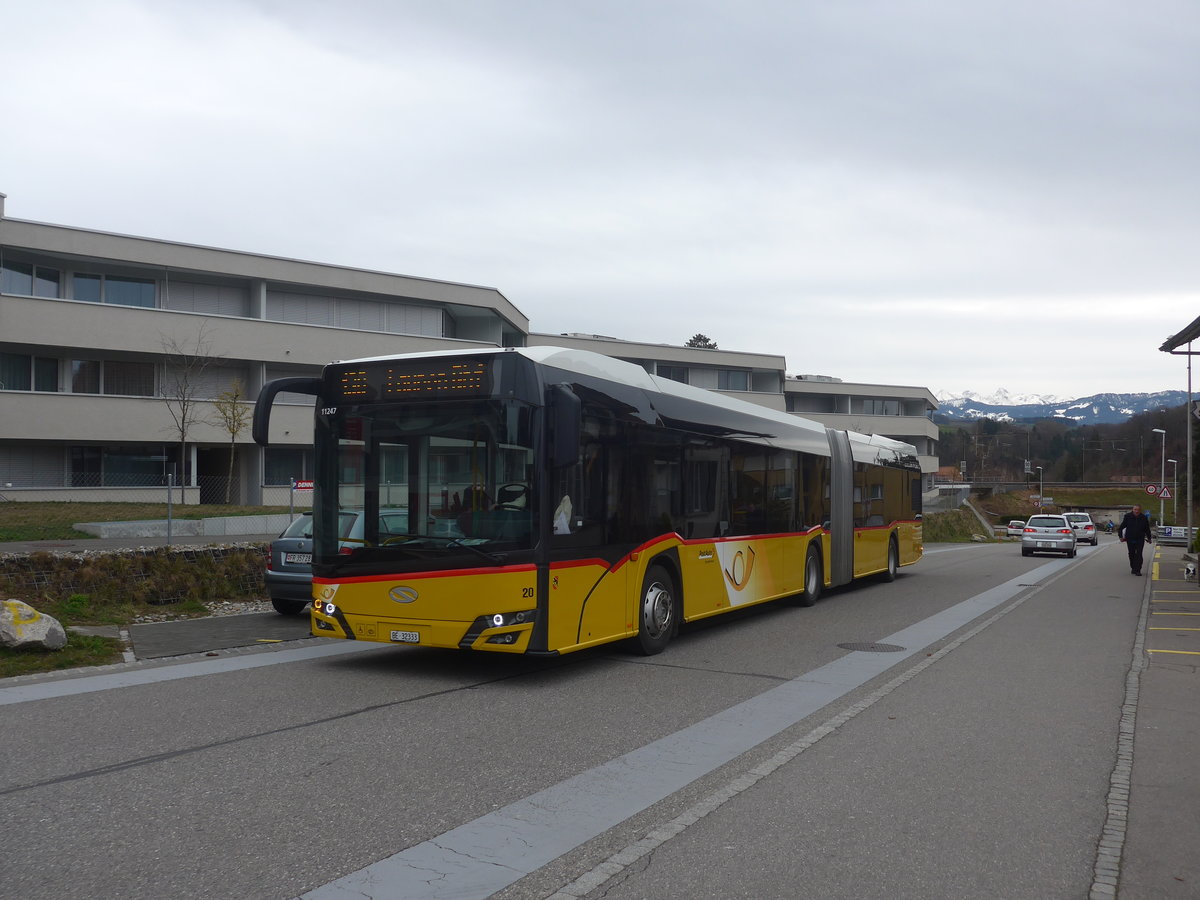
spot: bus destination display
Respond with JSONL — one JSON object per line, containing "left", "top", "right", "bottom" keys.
{"left": 335, "top": 358, "right": 491, "bottom": 402}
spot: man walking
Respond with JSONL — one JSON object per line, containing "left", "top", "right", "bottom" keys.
{"left": 1118, "top": 504, "right": 1154, "bottom": 576}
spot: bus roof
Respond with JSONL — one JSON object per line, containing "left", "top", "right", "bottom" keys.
{"left": 331, "top": 346, "right": 919, "bottom": 467}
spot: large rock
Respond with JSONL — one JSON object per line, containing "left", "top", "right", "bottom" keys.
{"left": 0, "top": 599, "right": 68, "bottom": 651}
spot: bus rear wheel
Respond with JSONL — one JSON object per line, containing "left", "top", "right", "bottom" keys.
{"left": 635, "top": 564, "right": 677, "bottom": 655}
{"left": 796, "top": 545, "right": 823, "bottom": 607}
{"left": 881, "top": 538, "right": 899, "bottom": 582}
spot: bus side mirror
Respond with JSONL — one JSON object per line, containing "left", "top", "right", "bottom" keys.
{"left": 547, "top": 383, "right": 581, "bottom": 468}
{"left": 253, "top": 377, "right": 322, "bottom": 445}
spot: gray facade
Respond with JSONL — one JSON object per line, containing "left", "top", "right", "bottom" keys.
{"left": 0, "top": 195, "right": 525, "bottom": 504}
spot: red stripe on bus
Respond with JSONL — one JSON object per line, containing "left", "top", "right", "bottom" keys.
{"left": 314, "top": 563, "right": 537, "bottom": 584}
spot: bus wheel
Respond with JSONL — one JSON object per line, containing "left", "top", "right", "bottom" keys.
{"left": 636, "top": 565, "right": 677, "bottom": 655}
{"left": 797, "top": 545, "right": 822, "bottom": 607}
{"left": 881, "top": 538, "right": 899, "bottom": 582}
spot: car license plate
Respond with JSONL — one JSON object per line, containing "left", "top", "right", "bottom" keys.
{"left": 284, "top": 552, "right": 312, "bottom": 564}
{"left": 390, "top": 630, "right": 420, "bottom": 643}
{"left": 1037, "top": 541, "right": 1051, "bottom": 548}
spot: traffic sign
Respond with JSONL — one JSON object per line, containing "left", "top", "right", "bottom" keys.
{"left": 1146, "top": 484, "right": 1159, "bottom": 495}
{"left": 1160, "top": 487, "right": 1173, "bottom": 500}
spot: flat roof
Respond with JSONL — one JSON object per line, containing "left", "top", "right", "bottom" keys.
{"left": 1160, "top": 314, "right": 1200, "bottom": 352}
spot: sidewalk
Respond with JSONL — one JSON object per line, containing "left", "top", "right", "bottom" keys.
{"left": 1119, "top": 542, "right": 1200, "bottom": 896}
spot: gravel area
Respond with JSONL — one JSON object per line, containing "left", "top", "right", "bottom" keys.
{"left": 131, "top": 598, "right": 285, "bottom": 623}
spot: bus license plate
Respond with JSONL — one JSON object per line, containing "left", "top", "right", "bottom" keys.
{"left": 390, "top": 630, "right": 420, "bottom": 643}
{"left": 284, "top": 552, "right": 312, "bottom": 564}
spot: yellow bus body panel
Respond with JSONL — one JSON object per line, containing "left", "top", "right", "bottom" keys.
{"left": 308, "top": 520, "right": 922, "bottom": 655}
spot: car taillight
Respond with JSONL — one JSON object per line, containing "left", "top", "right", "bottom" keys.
{"left": 1023, "top": 527, "right": 1035, "bottom": 533}
{"left": 1085, "top": 525, "right": 1094, "bottom": 531}
{"left": 265, "top": 551, "right": 273, "bottom": 571}
{"left": 1057, "top": 529, "right": 1072, "bottom": 534}
{"left": 339, "top": 546, "right": 354, "bottom": 555}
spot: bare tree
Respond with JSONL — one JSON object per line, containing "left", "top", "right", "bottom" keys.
{"left": 211, "top": 378, "right": 252, "bottom": 503}
{"left": 160, "top": 322, "right": 220, "bottom": 502}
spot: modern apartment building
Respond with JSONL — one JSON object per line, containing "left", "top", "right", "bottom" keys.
{"left": 0, "top": 192, "right": 938, "bottom": 503}
{"left": 0, "top": 193, "right": 525, "bottom": 504}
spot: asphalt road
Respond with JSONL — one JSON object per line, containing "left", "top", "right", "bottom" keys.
{"left": 1, "top": 537, "right": 1196, "bottom": 899}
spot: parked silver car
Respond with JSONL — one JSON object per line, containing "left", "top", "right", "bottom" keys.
{"left": 1063, "top": 512, "right": 1099, "bottom": 546}
{"left": 1021, "top": 514, "right": 1077, "bottom": 558}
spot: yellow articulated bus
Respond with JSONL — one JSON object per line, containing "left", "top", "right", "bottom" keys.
{"left": 253, "top": 346, "right": 922, "bottom": 656}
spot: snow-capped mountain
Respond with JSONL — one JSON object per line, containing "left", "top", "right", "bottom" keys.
{"left": 936, "top": 388, "right": 1062, "bottom": 407}
{"left": 935, "top": 390, "right": 1188, "bottom": 424}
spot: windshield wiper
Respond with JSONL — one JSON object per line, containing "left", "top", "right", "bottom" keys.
{"left": 445, "top": 538, "right": 508, "bottom": 565}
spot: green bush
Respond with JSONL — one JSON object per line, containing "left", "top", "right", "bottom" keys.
{"left": 0, "top": 544, "right": 267, "bottom": 620}
{"left": 923, "top": 509, "right": 991, "bottom": 543}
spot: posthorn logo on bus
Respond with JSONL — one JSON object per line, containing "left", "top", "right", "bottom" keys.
{"left": 389, "top": 586, "right": 419, "bottom": 604}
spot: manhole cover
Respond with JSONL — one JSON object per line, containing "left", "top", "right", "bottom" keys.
{"left": 837, "top": 642, "right": 906, "bottom": 653}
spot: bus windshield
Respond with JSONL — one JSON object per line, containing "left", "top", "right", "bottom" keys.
{"left": 318, "top": 397, "right": 537, "bottom": 561}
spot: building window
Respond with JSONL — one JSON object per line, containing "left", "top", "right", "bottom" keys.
{"left": 71, "top": 360, "right": 101, "bottom": 393}
{"left": 34, "top": 357, "right": 58, "bottom": 391}
{"left": 1, "top": 261, "right": 61, "bottom": 298}
{"left": 265, "top": 448, "right": 310, "bottom": 485}
{"left": 657, "top": 364, "right": 689, "bottom": 384}
{"left": 71, "top": 273, "right": 156, "bottom": 307}
{"left": 104, "top": 361, "right": 156, "bottom": 396}
{"left": 70, "top": 447, "right": 102, "bottom": 486}
{"left": 70, "top": 445, "right": 171, "bottom": 487}
{"left": 1, "top": 261, "right": 32, "bottom": 295}
{"left": 0, "top": 353, "right": 32, "bottom": 390}
{"left": 74, "top": 274, "right": 102, "bottom": 302}
{"left": 0, "top": 354, "right": 61, "bottom": 391}
{"left": 717, "top": 369, "right": 749, "bottom": 391}
{"left": 856, "top": 398, "right": 900, "bottom": 416}
{"left": 68, "top": 359, "right": 156, "bottom": 395}
{"left": 35, "top": 268, "right": 61, "bottom": 298}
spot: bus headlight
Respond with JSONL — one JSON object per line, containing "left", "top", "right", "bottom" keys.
{"left": 486, "top": 609, "right": 534, "bottom": 628}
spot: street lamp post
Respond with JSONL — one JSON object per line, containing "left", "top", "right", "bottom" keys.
{"left": 1169, "top": 458, "right": 1178, "bottom": 525}
{"left": 1152, "top": 428, "right": 1167, "bottom": 525}
{"left": 1036, "top": 465, "right": 1044, "bottom": 513}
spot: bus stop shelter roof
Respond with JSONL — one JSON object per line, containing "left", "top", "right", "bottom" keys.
{"left": 1160, "top": 314, "right": 1200, "bottom": 352}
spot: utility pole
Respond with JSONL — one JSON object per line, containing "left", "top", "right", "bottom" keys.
{"left": 1153, "top": 428, "right": 1167, "bottom": 524}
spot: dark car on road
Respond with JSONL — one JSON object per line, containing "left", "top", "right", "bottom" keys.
{"left": 265, "top": 512, "right": 319, "bottom": 615}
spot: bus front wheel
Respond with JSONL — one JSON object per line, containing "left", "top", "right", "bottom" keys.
{"left": 635, "top": 564, "right": 677, "bottom": 655}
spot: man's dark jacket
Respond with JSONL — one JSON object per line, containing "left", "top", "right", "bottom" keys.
{"left": 1118, "top": 512, "right": 1153, "bottom": 544}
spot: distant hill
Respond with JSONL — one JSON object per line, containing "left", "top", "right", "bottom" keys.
{"left": 934, "top": 390, "right": 1189, "bottom": 424}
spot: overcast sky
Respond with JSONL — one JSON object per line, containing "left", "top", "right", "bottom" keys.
{"left": 5, "top": 0, "right": 1199, "bottom": 398}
